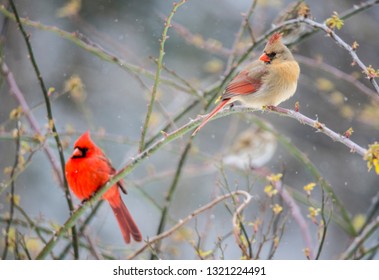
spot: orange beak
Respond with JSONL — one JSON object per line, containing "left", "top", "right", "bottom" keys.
{"left": 72, "top": 147, "right": 83, "bottom": 158}
{"left": 259, "top": 53, "right": 271, "bottom": 63}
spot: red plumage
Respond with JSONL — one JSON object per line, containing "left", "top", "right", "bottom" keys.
{"left": 65, "top": 131, "right": 142, "bottom": 244}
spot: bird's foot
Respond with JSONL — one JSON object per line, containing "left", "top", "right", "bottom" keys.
{"left": 80, "top": 198, "right": 89, "bottom": 205}
{"left": 80, "top": 190, "right": 99, "bottom": 205}
{"left": 263, "top": 105, "right": 277, "bottom": 111}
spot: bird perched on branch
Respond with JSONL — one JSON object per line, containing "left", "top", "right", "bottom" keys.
{"left": 65, "top": 131, "right": 142, "bottom": 244}
{"left": 192, "top": 32, "right": 300, "bottom": 135}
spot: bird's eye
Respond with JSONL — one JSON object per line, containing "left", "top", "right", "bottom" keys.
{"left": 72, "top": 146, "right": 88, "bottom": 158}
{"left": 268, "top": 52, "right": 277, "bottom": 59}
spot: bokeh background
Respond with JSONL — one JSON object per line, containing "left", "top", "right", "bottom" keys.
{"left": 0, "top": 0, "right": 378, "bottom": 259}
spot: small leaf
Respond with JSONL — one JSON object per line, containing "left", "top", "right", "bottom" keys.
{"left": 7, "top": 194, "right": 20, "bottom": 205}
{"left": 307, "top": 207, "right": 321, "bottom": 223}
{"left": 48, "top": 87, "right": 55, "bottom": 97}
{"left": 9, "top": 106, "right": 23, "bottom": 120}
{"left": 325, "top": 12, "right": 344, "bottom": 30}
{"left": 364, "top": 142, "right": 379, "bottom": 174}
{"left": 365, "top": 65, "right": 379, "bottom": 79}
{"left": 351, "top": 41, "right": 359, "bottom": 51}
{"left": 344, "top": 127, "right": 354, "bottom": 138}
{"left": 266, "top": 173, "right": 283, "bottom": 182}
{"left": 198, "top": 249, "right": 213, "bottom": 258}
{"left": 303, "top": 182, "right": 316, "bottom": 195}
{"left": 264, "top": 185, "right": 278, "bottom": 197}
{"left": 272, "top": 204, "right": 283, "bottom": 215}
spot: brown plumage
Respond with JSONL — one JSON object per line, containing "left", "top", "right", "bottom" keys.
{"left": 192, "top": 32, "right": 300, "bottom": 135}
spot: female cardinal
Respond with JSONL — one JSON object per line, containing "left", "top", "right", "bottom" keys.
{"left": 65, "top": 131, "right": 142, "bottom": 243}
{"left": 192, "top": 32, "right": 300, "bottom": 135}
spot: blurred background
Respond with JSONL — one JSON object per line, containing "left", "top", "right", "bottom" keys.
{"left": 0, "top": 0, "right": 378, "bottom": 259}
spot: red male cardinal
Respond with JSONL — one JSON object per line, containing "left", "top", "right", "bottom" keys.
{"left": 65, "top": 131, "right": 142, "bottom": 243}
{"left": 192, "top": 32, "right": 300, "bottom": 135}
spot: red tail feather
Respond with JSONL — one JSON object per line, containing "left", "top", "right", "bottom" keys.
{"left": 192, "top": 99, "right": 230, "bottom": 136}
{"left": 107, "top": 194, "right": 142, "bottom": 243}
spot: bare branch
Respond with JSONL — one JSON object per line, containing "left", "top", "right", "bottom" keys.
{"left": 8, "top": 0, "right": 79, "bottom": 259}
{"left": 129, "top": 190, "right": 252, "bottom": 259}
{"left": 266, "top": 106, "right": 367, "bottom": 156}
{"left": 0, "top": 63, "right": 63, "bottom": 187}
{"left": 340, "top": 215, "right": 379, "bottom": 259}
{"left": 139, "top": 0, "right": 187, "bottom": 152}
{"left": 296, "top": 55, "right": 379, "bottom": 104}
{"left": 299, "top": 17, "right": 379, "bottom": 94}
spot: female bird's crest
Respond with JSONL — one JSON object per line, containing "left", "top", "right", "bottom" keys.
{"left": 268, "top": 32, "right": 282, "bottom": 45}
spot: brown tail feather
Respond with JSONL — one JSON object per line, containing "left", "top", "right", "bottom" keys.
{"left": 108, "top": 196, "right": 142, "bottom": 243}
{"left": 192, "top": 99, "right": 230, "bottom": 136}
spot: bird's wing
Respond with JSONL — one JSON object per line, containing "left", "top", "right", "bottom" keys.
{"left": 222, "top": 63, "right": 267, "bottom": 100}
{"left": 94, "top": 154, "right": 128, "bottom": 194}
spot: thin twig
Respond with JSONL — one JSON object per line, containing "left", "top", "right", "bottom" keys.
{"left": 0, "top": 205, "right": 115, "bottom": 260}
{"left": 8, "top": 0, "right": 79, "bottom": 259}
{"left": 299, "top": 17, "right": 379, "bottom": 94}
{"left": 340, "top": 215, "right": 379, "bottom": 259}
{"left": 248, "top": 157, "right": 323, "bottom": 259}
{"left": 266, "top": 106, "right": 367, "bottom": 156}
{"left": 357, "top": 242, "right": 379, "bottom": 259}
{"left": 252, "top": 116, "right": 356, "bottom": 235}
{"left": 14, "top": 204, "right": 48, "bottom": 245}
{"left": 170, "top": 20, "right": 232, "bottom": 56}
{"left": 224, "top": 0, "right": 258, "bottom": 74}
{"left": 156, "top": 57, "right": 205, "bottom": 101}
{"left": 0, "top": 140, "right": 38, "bottom": 195}
{"left": 0, "top": 62, "right": 63, "bottom": 187}
{"left": 0, "top": 5, "right": 192, "bottom": 94}
{"left": 231, "top": 192, "right": 254, "bottom": 258}
{"left": 145, "top": 99, "right": 198, "bottom": 147}
{"left": 218, "top": 165, "right": 252, "bottom": 258}
{"left": 359, "top": 190, "right": 379, "bottom": 235}
{"left": 129, "top": 190, "right": 252, "bottom": 260}
{"left": 151, "top": 140, "right": 192, "bottom": 259}
{"left": 139, "top": 0, "right": 186, "bottom": 152}
{"left": 315, "top": 186, "right": 331, "bottom": 259}
{"left": 1, "top": 121, "right": 21, "bottom": 260}
{"left": 57, "top": 201, "right": 104, "bottom": 260}
{"left": 273, "top": 180, "right": 314, "bottom": 259}
{"left": 296, "top": 55, "right": 379, "bottom": 104}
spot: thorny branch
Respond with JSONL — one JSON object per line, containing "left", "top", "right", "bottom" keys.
{"left": 139, "top": 0, "right": 187, "bottom": 152}
{"left": 8, "top": 0, "right": 79, "bottom": 259}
